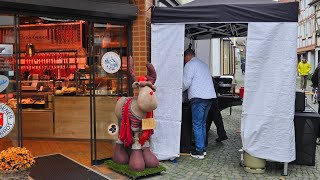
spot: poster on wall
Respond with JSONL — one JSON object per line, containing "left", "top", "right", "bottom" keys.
{"left": 0, "top": 103, "right": 15, "bottom": 138}
{"left": 101, "top": 51, "right": 121, "bottom": 74}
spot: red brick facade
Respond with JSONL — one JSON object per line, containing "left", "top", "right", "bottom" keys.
{"left": 132, "top": 0, "right": 153, "bottom": 77}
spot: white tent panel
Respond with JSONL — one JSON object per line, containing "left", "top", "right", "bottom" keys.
{"left": 195, "top": 39, "right": 210, "bottom": 66}
{"left": 150, "top": 120, "right": 182, "bottom": 160}
{"left": 151, "top": 24, "right": 185, "bottom": 160}
{"left": 241, "top": 22, "right": 298, "bottom": 162}
{"left": 211, "top": 38, "right": 221, "bottom": 76}
{"left": 154, "top": 87, "right": 183, "bottom": 120}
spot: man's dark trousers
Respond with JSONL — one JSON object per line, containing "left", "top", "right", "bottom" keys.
{"left": 206, "top": 98, "right": 227, "bottom": 146}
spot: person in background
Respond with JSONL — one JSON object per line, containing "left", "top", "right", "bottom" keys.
{"left": 241, "top": 60, "right": 245, "bottom": 75}
{"left": 183, "top": 48, "right": 215, "bottom": 159}
{"left": 298, "top": 58, "right": 311, "bottom": 90}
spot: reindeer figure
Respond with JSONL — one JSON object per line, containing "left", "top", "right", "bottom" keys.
{"left": 113, "top": 56, "right": 159, "bottom": 171}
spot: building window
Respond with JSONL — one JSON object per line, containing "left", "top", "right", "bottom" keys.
{"left": 308, "top": 21, "right": 311, "bottom": 36}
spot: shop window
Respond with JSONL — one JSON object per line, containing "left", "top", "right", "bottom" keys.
{"left": 92, "top": 23, "right": 128, "bottom": 96}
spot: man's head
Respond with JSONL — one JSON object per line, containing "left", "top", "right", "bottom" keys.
{"left": 302, "top": 59, "right": 307, "bottom": 63}
{"left": 184, "top": 48, "right": 195, "bottom": 64}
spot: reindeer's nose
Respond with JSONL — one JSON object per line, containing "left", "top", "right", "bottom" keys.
{"left": 150, "top": 91, "right": 154, "bottom": 95}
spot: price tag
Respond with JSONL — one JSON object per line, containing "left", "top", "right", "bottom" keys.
{"left": 142, "top": 118, "right": 156, "bottom": 130}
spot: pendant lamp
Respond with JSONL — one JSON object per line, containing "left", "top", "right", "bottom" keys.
{"left": 26, "top": 43, "right": 35, "bottom": 57}
{"left": 26, "top": 27, "right": 35, "bottom": 57}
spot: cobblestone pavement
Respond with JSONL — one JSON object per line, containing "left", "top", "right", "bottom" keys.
{"left": 144, "top": 64, "right": 320, "bottom": 180}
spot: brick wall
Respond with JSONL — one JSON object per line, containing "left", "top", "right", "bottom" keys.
{"left": 132, "top": 0, "right": 153, "bottom": 78}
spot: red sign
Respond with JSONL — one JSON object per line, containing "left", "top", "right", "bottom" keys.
{"left": 0, "top": 112, "right": 3, "bottom": 127}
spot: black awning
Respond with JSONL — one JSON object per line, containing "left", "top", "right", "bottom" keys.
{"left": 0, "top": 0, "right": 138, "bottom": 22}
{"left": 152, "top": 0, "right": 298, "bottom": 23}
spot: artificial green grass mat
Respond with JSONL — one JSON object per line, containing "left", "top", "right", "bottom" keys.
{"left": 105, "top": 159, "right": 166, "bottom": 179}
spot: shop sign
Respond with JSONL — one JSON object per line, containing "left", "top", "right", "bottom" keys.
{"left": 101, "top": 52, "right": 121, "bottom": 74}
{"left": 108, "top": 123, "right": 118, "bottom": 135}
{"left": 0, "top": 103, "right": 15, "bottom": 138}
{"left": 0, "top": 75, "right": 9, "bottom": 93}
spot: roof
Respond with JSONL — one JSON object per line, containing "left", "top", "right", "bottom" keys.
{"left": 0, "top": 0, "right": 138, "bottom": 22}
{"left": 152, "top": 0, "right": 299, "bottom": 23}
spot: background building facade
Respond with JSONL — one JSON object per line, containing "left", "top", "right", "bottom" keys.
{"left": 298, "top": 0, "right": 317, "bottom": 71}
{"left": 310, "top": 0, "right": 320, "bottom": 70}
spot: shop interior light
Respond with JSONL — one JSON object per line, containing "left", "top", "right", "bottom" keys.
{"left": 26, "top": 43, "right": 35, "bottom": 57}
{"left": 26, "top": 27, "right": 35, "bottom": 57}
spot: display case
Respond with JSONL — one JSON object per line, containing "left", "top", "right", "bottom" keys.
{"left": 2, "top": 80, "right": 54, "bottom": 109}
{"left": 54, "top": 80, "right": 77, "bottom": 96}
{"left": 74, "top": 67, "right": 128, "bottom": 96}
{"left": 75, "top": 70, "right": 90, "bottom": 96}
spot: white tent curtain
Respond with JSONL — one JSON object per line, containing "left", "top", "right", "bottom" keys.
{"left": 241, "top": 22, "right": 298, "bottom": 162}
{"left": 151, "top": 22, "right": 297, "bottom": 162}
{"left": 151, "top": 24, "right": 185, "bottom": 160}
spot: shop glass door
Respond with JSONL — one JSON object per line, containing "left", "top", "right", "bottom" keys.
{"left": 0, "top": 15, "right": 22, "bottom": 150}
{"left": 89, "top": 22, "right": 129, "bottom": 164}
{"left": 17, "top": 16, "right": 91, "bottom": 166}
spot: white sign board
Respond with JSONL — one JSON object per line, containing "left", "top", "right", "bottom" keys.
{"left": 101, "top": 52, "right": 121, "bottom": 74}
{"left": 0, "top": 103, "right": 15, "bottom": 138}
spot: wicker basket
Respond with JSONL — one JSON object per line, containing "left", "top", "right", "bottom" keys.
{"left": 0, "top": 169, "right": 30, "bottom": 180}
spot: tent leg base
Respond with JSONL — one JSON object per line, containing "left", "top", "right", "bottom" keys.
{"left": 281, "top": 163, "right": 288, "bottom": 176}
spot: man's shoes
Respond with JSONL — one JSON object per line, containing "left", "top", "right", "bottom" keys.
{"left": 204, "top": 150, "right": 206, "bottom": 156}
{"left": 190, "top": 150, "right": 204, "bottom": 159}
{"left": 216, "top": 136, "right": 228, "bottom": 142}
{"left": 316, "top": 138, "right": 320, "bottom": 145}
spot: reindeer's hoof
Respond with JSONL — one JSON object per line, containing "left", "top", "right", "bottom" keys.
{"left": 129, "top": 149, "right": 145, "bottom": 171}
{"left": 143, "top": 147, "right": 159, "bottom": 168}
{"left": 112, "top": 143, "right": 129, "bottom": 164}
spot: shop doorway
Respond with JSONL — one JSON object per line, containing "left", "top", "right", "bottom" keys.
{"left": 87, "top": 22, "right": 129, "bottom": 165}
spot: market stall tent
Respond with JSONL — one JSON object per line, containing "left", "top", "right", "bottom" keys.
{"left": 150, "top": 0, "right": 299, "bottom": 162}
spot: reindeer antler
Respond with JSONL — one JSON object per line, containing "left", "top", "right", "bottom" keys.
{"left": 146, "top": 63, "right": 157, "bottom": 84}
{"left": 128, "top": 56, "right": 136, "bottom": 82}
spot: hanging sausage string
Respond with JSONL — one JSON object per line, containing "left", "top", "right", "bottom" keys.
{"left": 19, "top": 52, "right": 78, "bottom": 79}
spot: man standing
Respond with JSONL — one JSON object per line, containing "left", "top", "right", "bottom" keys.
{"left": 183, "top": 49, "right": 215, "bottom": 159}
{"left": 298, "top": 59, "right": 311, "bottom": 90}
{"left": 206, "top": 77, "right": 228, "bottom": 144}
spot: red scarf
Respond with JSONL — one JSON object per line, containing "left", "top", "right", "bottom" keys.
{"left": 119, "top": 98, "right": 154, "bottom": 147}
{"left": 120, "top": 98, "right": 133, "bottom": 147}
